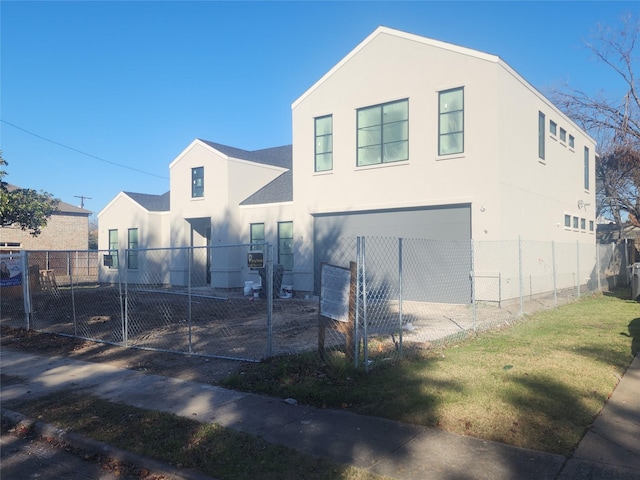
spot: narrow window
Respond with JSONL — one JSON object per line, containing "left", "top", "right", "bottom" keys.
{"left": 192, "top": 167, "right": 204, "bottom": 198}
{"left": 277, "top": 221, "right": 293, "bottom": 271}
{"left": 564, "top": 214, "right": 571, "bottom": 228}
{"left": 589, "top": 220, "right": 594, "bottom": 232}
{"left": 559, "top": 128, "right": 566, "bottom": 143}
{"left": 250, "top": 223, "right": 265, "bottom": 251}
{"left": 549, "top": 120, "right": 557, "bottom": 136}
{"left": 127, "top": 228, "right": 138, "bottom": 269}
{"left": 580, "top": 218, "right": 586, "bottom": 230}
{"left": 314, "top": 115, "right": 333, "bottom": 172}
{"left": 538, "top": 112, "right": 545, "bottom": 160}
{"left": 357, "top": 99, "right": 408, "bottom": 166}
{"left": 573, "top": 216, "right": 579, "bottom": 229}
{"left": 569, "top": 135, "right": 575, "bottom": 148}
{"left": 108, "top": 229, "right": 118, "bottom": 268}
{"left": 439, "top": 87, "right": 464, "bottom": 155}
{"left": 584, "top": 147, "right": 590, "bottom": 190}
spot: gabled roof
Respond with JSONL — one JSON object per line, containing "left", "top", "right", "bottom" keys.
{"left": 5, "top": 183, "right": 92, "bottom": 215}
{"left": 123, "top": 191, "right": 170, "bottom": 212}
{"left": 292, "top": 26, "right": 500, "bottom": 109}
{"left": 198, "top": 140, "right": 292, "bottom": 169}
{"left": 195, "top": 140, "right": 293, "bottom": 206}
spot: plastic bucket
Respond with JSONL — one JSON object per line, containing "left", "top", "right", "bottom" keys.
{"left": 244, "top": 281, "right": 253, "bottom": 296}
{"left": 281, "top": 285, "right": 293, "bottom": 299}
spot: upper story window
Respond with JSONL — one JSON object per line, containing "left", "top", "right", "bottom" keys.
{"left": 108, "top": 229, "right": 118, "bottom": 268}
{"left": 559, "top": 128, "right": 566, "bottom": 143}
{"left": 192, "top": 167, "right": 204, "bottom": 198}
{"left": 569, "top": 135, "right": 575, "bottom": 149}
{"left": 315, "top": 115, "right": 333, "bottom": 172}
{"left": 357, "top": 99, "right": 408, "bottom": 166}
{"left": 549, "top": 120, "right": 557, "bottom": 136}
{"left": 250, "top": 223, "right": 265, "bottom": 252}
{"left": 538, "top": 112, "right": 546, "bottom": 160}
{"left": 439, "top": 87, "right": 464, "bottom": 155}
{"left": 278, "top": 221, "right": 294, "bottom": 271}
{"left": 564, "top": 214, "right": 571, "bottom": 228}
{"left": 584, "top": 147, "right": 590, "bottom": 190}
{"left": 127, "top": 228, "right": 138, "bottom": 270}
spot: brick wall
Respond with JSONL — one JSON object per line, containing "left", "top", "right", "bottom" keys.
{"left": 0, "top": 213, "right": 89, "bottom": 251}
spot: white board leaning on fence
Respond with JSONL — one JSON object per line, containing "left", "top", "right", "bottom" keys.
{"left": 320, "top": 263, "right": 352, "bottom": 323}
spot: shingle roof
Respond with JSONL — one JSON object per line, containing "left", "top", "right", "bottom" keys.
{"left": 123, "top": 191, "right": 170, "bottom": 212}
{"left": 198, "top": 140, "right": 292, "bottom": 169}
{"left": 240, "top": 170, "right": 293, "bottom": 205}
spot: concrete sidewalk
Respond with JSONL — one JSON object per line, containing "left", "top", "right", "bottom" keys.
{"left": 1, "top": 349, "right": 638, "bottom": 480}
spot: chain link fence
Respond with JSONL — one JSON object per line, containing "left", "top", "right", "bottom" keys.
{"left": 1, "top": 238, "right": 628, "bottom": 370}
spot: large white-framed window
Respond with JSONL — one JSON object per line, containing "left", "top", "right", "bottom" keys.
{"left": 584, "top": 147, "right": 590, "bottom": 190}
{"left": 439, "top": 87, "right": 464, "bottom": 155}
{"left": 357, "top": 98, "right": 408, "bottom": 166}
{"left": 538, "top": 112, "right": 546, "bottom": 160}
{"left": 192, "top": 166, "right": 204, "bottom": 198}
{"left": 277, "top": 221, "right": 293, "bottom": 271}
{"left": 108, "top": 229, "right": 118, "bottom": 268}
{"left": 127, "top": 228, "right": 138, "bottom": 270}
{"left": 250, "top": 223, "right": 265, "bottom": 251}
{"left": 315, "top": 115, "right": 333, "bottom": 172}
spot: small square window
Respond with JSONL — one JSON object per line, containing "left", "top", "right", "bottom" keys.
{"left": 580, "top": 218, "right": 586, "bottom": 230}
{"left": 564, "top": 214, "right": 571, "bottom": 228}
{"left": 549, "top": 120, "right": 557, "bottom": 136}
{"left": 559, "top": 128, "right": 566, "bottom": 143}
{"left": 569, "top": 135, "right": 575, "bottom": 148}
{"left": 573, "top": 216, "right": 579, "bottom": 229}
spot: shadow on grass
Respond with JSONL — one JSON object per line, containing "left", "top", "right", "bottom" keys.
{"left": 499, "top": 373, "right": 596, "bottom": 455}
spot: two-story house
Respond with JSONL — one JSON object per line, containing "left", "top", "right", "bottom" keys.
{"left": 98, "top": 26, "right": 596, "bottom": 299}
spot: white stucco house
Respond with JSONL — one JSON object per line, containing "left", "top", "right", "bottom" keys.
{"left": 98, "top": 26, "right": 596, "bottom": 299}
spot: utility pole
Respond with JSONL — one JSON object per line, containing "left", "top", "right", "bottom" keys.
{"left": 74, "top": 195, "right": 92, "bottom": 209}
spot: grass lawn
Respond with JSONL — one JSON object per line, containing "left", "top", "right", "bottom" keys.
{"left": 222, "top": 290, "right": 639, "bottom": 455}
{"left": 4, "top": 290, "right": 638, "bottom": 479}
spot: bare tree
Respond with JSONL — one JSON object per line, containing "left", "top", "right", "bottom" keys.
{"left": 552, "top": 13, "right": 640, "bottom": 227}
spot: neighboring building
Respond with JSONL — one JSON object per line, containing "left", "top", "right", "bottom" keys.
{"left": 98, "top": 26, "right": 597, "bottom": 298}
{"left": 1, "top": 184, "right": 92, "bottom": 251}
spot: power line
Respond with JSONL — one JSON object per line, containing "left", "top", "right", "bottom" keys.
{"left": 1, "top": 120, "right": 169, "bottom": 180}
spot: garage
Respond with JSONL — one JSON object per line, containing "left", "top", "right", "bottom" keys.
{"left": 313, "top": 204, "right": 472, "bottom": 303}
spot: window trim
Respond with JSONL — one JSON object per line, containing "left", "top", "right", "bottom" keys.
{"left": 127, "top": 228, "right": 139, "bottom": 270}
{"left": 584, "top": 147, "right": 590, "bottom": 190}
{"left": 250, "top": 223, "right": 265, "bottom": 252}
{"left": 438, "top": 87, "right": 464, "bottom": 156}
{"left": 538, "top": 112, "right": 546, "bottom": 160}
{"left": 356, "top": 98, "right": 409, "bottom": 167}
{"left": 314, "top": 115, "right": 333, "bottom": 172}
{"left": 191, "top": 166, "right": 204, "bottom": 198}
{"left": 108, "top": 229, "right": 118, "bottom": 269}
{"left": 277, "top": 221, "right": 294, "bottom": 271}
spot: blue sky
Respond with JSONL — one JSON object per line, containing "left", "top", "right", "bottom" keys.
{"left": 1, "top": 1, "right": 636, "bottom": 215}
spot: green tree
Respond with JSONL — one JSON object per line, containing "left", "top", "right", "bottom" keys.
{"left": 0, "top": 153, "right": 60, "bottom": 236}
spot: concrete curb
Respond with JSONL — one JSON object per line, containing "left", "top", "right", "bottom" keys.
{"left": 1, "top": 408, "right": 216, "bottom": 480}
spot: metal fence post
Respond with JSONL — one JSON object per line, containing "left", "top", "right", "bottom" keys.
{"left": 362, "top": 237, "right": 369, "bottom": 372}
{"left": 596, "top": 242, "right": 602, "bottom": 292}
{"left": 188, "top": 247, "right": 193, "bottom": 354}
{"left": 398, "top": 238, "right": 404, "bottom": 357}
{"left": 552, "top": 241, "right": 557, "bottom": 306}
{"left": 267, "top": 243, "right": 273, "bottom": 358}
{"left": 576, "top": 240, "right": 581, "bottom": 299}
{"left": 123, "top": 250, "right": 128, "bottom": 347}
{"left": 518, "top": 236, "right": 523, "bottom": 316}
{"left": 355, "top": 237, "right": 361, "bottom": 368}
{"left": 69, "top": 251, "right": 77, "bottom": 337}
{"left": 471, "top": 240, "right": 477, "bottom": 331}
{"left": 22, "top": 251, "right": 32, "bottom": 330}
